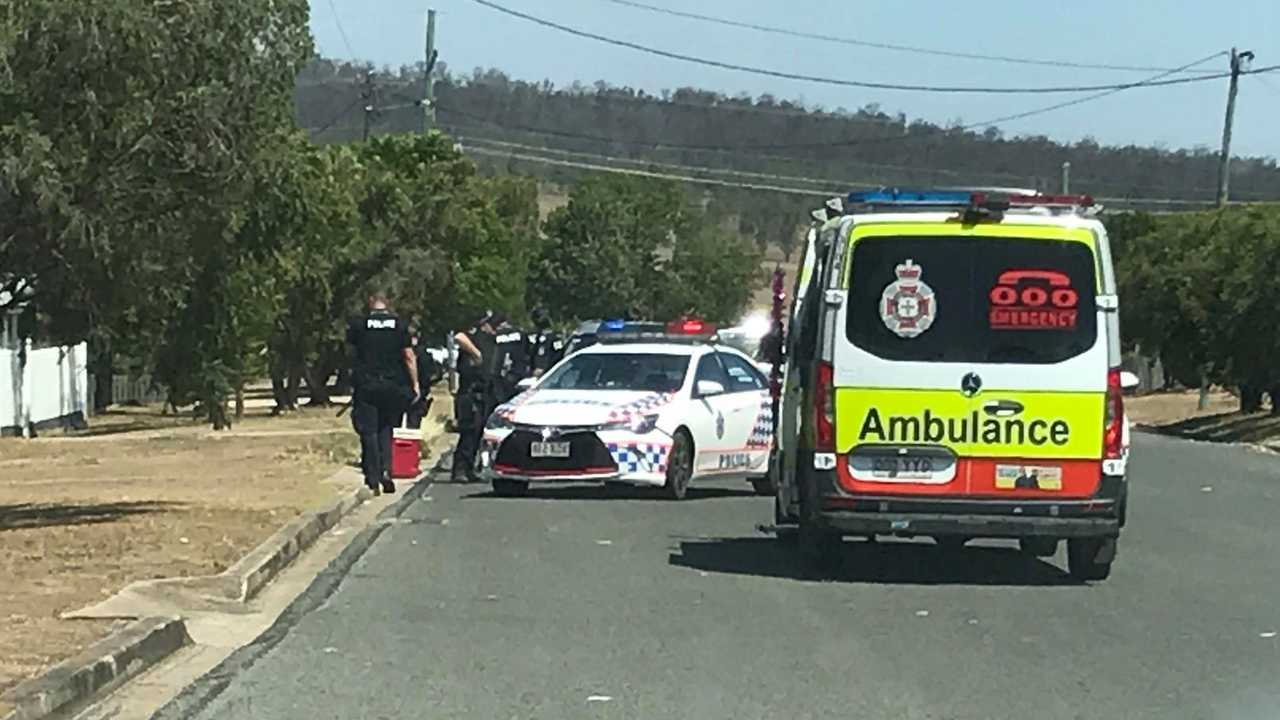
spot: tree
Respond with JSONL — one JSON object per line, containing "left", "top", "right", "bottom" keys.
{"left": 2, "top": 0, "right": 312, "bottom": 427}
{"left": 533, "top": 175, "right": 696, "bottom": 321}
{"left": 654, "top": 225, "right": 762, "bottom": 323}
{"left": 532, "top": 174, "right": 763, "bottom": 324}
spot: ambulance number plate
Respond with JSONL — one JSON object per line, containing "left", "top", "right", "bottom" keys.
{"left": 848, "top": 446, "right": 957, "bottom": 484}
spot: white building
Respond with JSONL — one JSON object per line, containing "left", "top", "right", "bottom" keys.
{"left": 1, "top": 286, "right": 90, "bottom": 437}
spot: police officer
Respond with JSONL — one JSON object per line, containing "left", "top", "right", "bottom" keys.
{"left": 452, "top": 311, "right": 499, "bottom": 483}
{"left": 405, "top": 329, "right": 439, "bottom": 429}
{"left": 527, "top": 307, "right": 564, "bottom": 377}
{"left": 346, "top": 293, "right": 419, "bottom": 495}
{"left": 493, "top": 315, "right": 530, "bottom": 404}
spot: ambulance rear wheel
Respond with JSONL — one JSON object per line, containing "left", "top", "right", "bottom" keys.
{"left": 1067, "top": 538, "right": 1115, "bottom": 582}
{"left": 664, "top": 431, "right": 693, "bottom": 500}
{"left": 492, "top": 479, "right": 529, "bottom": 497}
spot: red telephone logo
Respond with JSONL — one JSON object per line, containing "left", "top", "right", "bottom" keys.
{"left": 989, "top": 270, "right": 1079, "bottom": 330}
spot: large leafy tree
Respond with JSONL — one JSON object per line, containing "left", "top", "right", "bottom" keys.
{"left": 532, "top": 174, "right": 762, "bottom": 324}
{"left": 2, "top": 0, "right": 312, "bottom": 427}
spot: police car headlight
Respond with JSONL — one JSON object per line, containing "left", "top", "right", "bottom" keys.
{"left": 601, "top": 414, "right": 659, "bottom": 434}
{"left": 486, "top": 412, "right": 513, "bottom": 430}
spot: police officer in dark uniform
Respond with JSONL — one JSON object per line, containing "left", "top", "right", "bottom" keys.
{"left": 346, "top": 293, "right": 419, "bottom": 495}
{"left": 452, "top": 311, "right": 499, "bottom": 483}
{"left": 405, "top": 329, "right": 439, "bottom": 429}
{"left": 527, "top": 307, "right": 564, "bottom": 377}
{"left": 493, "top": 315, "right": 529, "bottom": 404}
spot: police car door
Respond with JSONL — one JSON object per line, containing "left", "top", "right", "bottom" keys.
{"left": 687, "top": 353, "right": 749, "bottom": 477}
{"left": 716, "top": 351, "right": 772, "bottom": 477}
{"left": 833, "top": 222, "right": 1107, "bottom": 499}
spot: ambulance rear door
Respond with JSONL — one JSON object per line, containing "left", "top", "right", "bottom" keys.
{"left": 832, "top": 221, "right": 1107, "bottom": 500}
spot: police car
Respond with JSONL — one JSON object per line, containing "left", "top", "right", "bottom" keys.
{"left": 477, "top": 319, "right": 775, "bottom": 499}
{"left": 773, "top": 190, "right": 1138, "bottom": 581}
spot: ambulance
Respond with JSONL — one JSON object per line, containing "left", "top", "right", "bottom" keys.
{"left": 771, "top": 190, "right": 1136, "bottom": 581}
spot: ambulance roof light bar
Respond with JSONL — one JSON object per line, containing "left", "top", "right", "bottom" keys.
{"left": 846, "top": 188, "right": 1096, "bottom": 215}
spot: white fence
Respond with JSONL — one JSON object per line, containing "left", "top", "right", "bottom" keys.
{"left": 1, "top": 341, "right": 89, "bottom": 436}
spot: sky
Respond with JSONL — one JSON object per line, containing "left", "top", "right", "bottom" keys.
{"left": 309, "top": 0, "right": 1280, "bottom": 159}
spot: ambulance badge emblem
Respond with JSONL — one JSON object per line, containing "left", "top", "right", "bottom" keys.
{"left": 880, "top": 259, "right": 936, "bottom": 338}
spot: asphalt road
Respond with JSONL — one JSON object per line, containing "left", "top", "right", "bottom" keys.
{"left": 161, "top": 433, "right": 1280, "bottom": 720}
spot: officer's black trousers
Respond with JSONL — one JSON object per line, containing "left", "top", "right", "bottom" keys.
{"left": 351, "top": 393, "right": 404, "bottom": 487}
{"left": 453, "top": 387, "right": 491, "bottom": 481}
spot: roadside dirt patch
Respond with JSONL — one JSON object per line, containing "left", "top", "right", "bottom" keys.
{"left": 0, "top": 404, "right": 360, "bottom": 698}
{"left": 1127, "top": 390, "right": 1280, "bottom": 446}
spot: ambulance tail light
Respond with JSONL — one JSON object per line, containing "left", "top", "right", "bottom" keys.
{"left": 1103, "top": 367, "right": 1124, "bottom": 459}
{"left": 814, "top": 361, "right": 835, "bottom": 451}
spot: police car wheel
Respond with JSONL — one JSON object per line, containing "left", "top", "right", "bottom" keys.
{"left": 492, "top": 479, "right": 529, "bottom": 497}
{"left": 750, "top": 476, "right": 776, "bottom": 496}
{"left": 1066, "top": 538, "right": 1115, "bottom": 581}
{"left": 1018, "top": 537, "right": 1059, "bottom": 558}
{"left": 664, "top": 431, "right": 693, "bottom": 501}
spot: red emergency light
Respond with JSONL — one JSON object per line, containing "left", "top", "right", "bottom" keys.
{"left": 667, "top": 318, "right": 715, "bottom": 336}
{"left": 1007, "top": 193, "right": 1096, "bottom": 207}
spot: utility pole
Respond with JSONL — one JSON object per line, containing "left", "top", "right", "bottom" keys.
{"left": 361, "top": 72, "right": 376, "bottom": 142}
{"left": 423, "top": 9, "right": 438, "bottom": 133}
{"left": 1216, "top": 47, "right": 1254, "bottom": 207}
{"left": 1061, "top": 161, "right": 1071, "bottom": 194}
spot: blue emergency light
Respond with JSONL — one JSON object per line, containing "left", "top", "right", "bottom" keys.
{"left": 847, "top": 189, "right": 974, "bottom": 206}
{"left": 601, "top": 319, "right": 627, "bottom": 332}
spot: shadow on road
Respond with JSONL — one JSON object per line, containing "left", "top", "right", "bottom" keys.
{"left": 0, "top": 501, "right": 179, "bottom": 532}
{"left": 462, "top": 485, "right": 758, "bottom": 502}
{"left": 669, "top": 536, "right": 1079, "bottom": 587}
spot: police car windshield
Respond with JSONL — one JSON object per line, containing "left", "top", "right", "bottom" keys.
{"left": 540, "top": 353, "right": 690, "bottom": 393}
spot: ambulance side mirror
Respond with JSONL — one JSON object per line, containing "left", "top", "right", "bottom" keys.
{"left": 1120, "top": 371, "right": 1140, "bottom": 391}
{"left": 516, "top": 377, "right": 537, "bottom": 390}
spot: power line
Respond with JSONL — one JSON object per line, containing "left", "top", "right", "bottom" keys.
{"left": 469, "top": 0, "right": 1278, "bottom": 95}
{"left": 598, "top": 0, "right": 1220, "bottom": 75}
{"left": 1255, "top": 73, "right": 1280, "bottom": 98}
{"left": 435, "top": 52, "right": 1227, "bottom": 152}
{"left": 436, "top": 109, "right": 1030, "bottom": 181}
{"left": 309, "top": 97, "right": 364, "bottom": 136}
{"left": 460, "top": 140, "right": 1256, "bottom": 207}
{"left": 462, "top": 144, "right": 834, "bottom": 196}
{"left": 325, "top": 0, "right": 358, "bottom": 60}
{"left": 457, "top": 135, "right": 864, "bottom": 189}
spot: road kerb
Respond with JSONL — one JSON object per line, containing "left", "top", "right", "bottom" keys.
{"left": 0, "top": 617, "right": 189, "bottom": 720}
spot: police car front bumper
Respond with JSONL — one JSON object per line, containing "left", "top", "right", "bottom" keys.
{"left": 477, "top": 428, "right": 669, "bottom": 485}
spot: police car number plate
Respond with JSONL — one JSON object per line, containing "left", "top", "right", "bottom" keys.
{"left": 530, "top": 441, "right": 571, "bottom": 458}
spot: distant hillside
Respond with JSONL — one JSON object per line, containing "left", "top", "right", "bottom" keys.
{"left": 296, "top": 59, "right": 1280, "bottom": 202}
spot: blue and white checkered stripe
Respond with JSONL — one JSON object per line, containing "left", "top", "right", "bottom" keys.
{"left": 607, "top": 442, "right": 670, "bottom": 474}
{"left": 747, "top": 394, "right": 774, "bottom": 449}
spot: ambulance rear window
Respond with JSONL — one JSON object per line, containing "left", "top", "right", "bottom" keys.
{"left": 845, "top": 236, "right": 1097, "bottom": 364}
